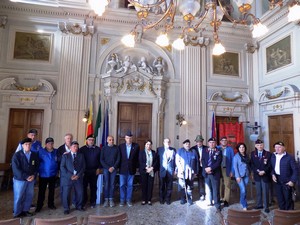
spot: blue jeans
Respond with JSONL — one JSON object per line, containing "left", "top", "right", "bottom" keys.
{"left": 119, "top": 172, "right": 134, "bottom": 202}
{"left": 103, "top": 169, "right": 116, "bottom": 199}
{"left": 13, "top": 178, "right": 35, "bottom": 216}
{"left": 237, "top": 176, "right": 249, "bottom": 208}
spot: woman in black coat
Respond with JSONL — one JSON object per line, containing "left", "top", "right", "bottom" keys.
{"left": 139, "top": 139, "right": 157, "bottom": 205}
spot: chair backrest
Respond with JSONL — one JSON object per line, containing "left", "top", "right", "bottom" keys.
{"left": 226, "top": 209, "right": 261, "bottom": 225}
{"left": 34, "top": 216, "right": 77, "bottom": 225}
{"left": 0, "top": 218, "right": 20, "bottom": 225}
{"left": 88, "top": 212, "right": 128, "bottom": 225}
{"left": 273, "top": 209, "right": 300, "bottom": 225}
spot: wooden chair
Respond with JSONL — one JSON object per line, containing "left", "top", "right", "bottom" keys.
{"left": 34, "top": 216, "right": 77, "bottom": 225}
{"left": 88, "top": 212, "right": 128, "bottom": 225}
{"left": 271, "top": 209, "right": 300, "bottom": 225}
{"left": 0, "top": 218, "right": 21, "bottom": 225}
{"left": 223, "top": 208, "right": 262, "bottom": 225}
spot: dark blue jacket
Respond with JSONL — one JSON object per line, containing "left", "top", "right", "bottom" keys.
{"left": 157, "top": 146, "right": 176, "bottom": 178}
{"left": 12, "top": 150, "right": 39, "bottom": 181}
{"left": 176, "top": 147, "right": 199, "bottom": 179}
{"left": 271, "top": 152, "right": 298, "bottom": 183}
{"left": 38, "top": 147, "right": 58, "bottom": 178}
{"left": 119, "top": 142, "right": 140, "bottom": 175}
{"left": 100, "top": 145, "right": 120, "bottom": 169}
{"left": 201, "top": 147, "right": 222, "bottom": 178}
{"left": 79, "top": 145, "right": 101, "bottom": 173}
{"left": 250, "top": 149, "right": 272, "bottom": 182}
{"left": 217, "top": 145, "right": 234, "bottom": 177}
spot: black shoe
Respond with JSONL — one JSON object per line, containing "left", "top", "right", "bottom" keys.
{"left": 265, "top": 208, "right": 270, "bottom": 213}
{"left": 254, "top": 206, "right": 263, "bottom": 209}
{"left": 23, "top": 211, "right": 34, "bottom": 217}
{"left": 141, "top": 201, "right": 146, "bottom": 205}
{"left": 14, "top": 212, "right": 25, "bottom": 218}
{"left": 148, "top": 201, "right": 152, "bottom": 205}
{"left": 166, "top": 201, "right": 171, "bottom": 205}
{"left": 48, "top": 205, "right": 56, "bottom": 210}
{"left": 223, "top": 201, "right": 229, "bottom": 207}
{"left": 35, "top": 208, "right": 41, "bottom": 213}
{"left": 207, "top": 203, "right": 214, "bottom": 206}
{"left": 180, "top": 199, "right": 187, "bottom": 205}
{"left": 188, "top": 200, "right": 193, "bottom": 206}
{"left": 64, "top": 210, "right": 70, "bottom": 215}
{"left": 159, "top": 200, "right": 165, "bottom": 204}
{"left": 76, "top": 208, "right": 85, "bottom": 211}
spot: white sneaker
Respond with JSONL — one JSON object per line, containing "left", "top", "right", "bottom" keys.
{"left": 109, "top": 200, "right": 115, "bottom": 207}
{"left": 103, "top": 200, "right": 109, "bottom": 207}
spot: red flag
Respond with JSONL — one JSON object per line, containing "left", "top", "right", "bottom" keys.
{"left": 86, "top": 101, "right": 94, "bottom": 138}
{"left": 211, "top": 112, "right": 217, "bottom": 138}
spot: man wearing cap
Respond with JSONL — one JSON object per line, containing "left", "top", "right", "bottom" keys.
{"left": 60, "top": 141, "right": 86, "bottom": 214}
{"left": 15, "top": 129, "right": 42, "bottom": 153}
{"left": 79, "top": 134, "right": 101, "bottom": 208}
{"left": 217, "top": 136, "right": 234, "bottom": 207}
{"left": 271, "top": 141, "right": 298, "bottom": 210}
{"left": 119, "top": 131, "right": 140, "bottom": 207}
{"left": 202, "top": 137, "right": 222, "bottom": 211}
{"left": 100, "top": 135, "right": 120, "bottom": 207}
{"left": 250, "top": 139, "right": 272, "bottom": 213}
{"left": 191, "top": 134, "right": 207, "bottom": 201}
{"left": 11, "top": 138, "right": 40, "bottom": 218}
{"left": 176, "top": 139, "right": 199, "bottom": 205}
{"left": 35, "top": 137, "right": 58, "bottom": 212}
{"left": 157, "top": 138, "right": 176, "bottom": 204}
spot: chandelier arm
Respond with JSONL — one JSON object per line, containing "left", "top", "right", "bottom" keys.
{"left": 128, "top": 0, "right": 169, "bottom": 10}
{"left": 142, "top": 1, "right": 176, "bottom": 31}
{"left": 194, "top": 9, "right": 209, "bottom": 29}
{"left": 217, "top": 0, "right": 245, "bottom": 25}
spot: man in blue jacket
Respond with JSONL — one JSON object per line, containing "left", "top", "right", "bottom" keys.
{"left": 12, "top": 138, "right": 39, "bottom": 218}
{"left": 176, "top": 139, "right": 199, "bottom": 205}
{"left": 218, "top": 136, "right": 234, "bottom": 207}
{"left": 15, "top": 129, "right": 42, "bottom": 153}
{"left": 157, "top": 138, "right": 176, "bottom": 205}
{"left": 35, "top": 137, "right": 58, "bottom": 212}
{"left": 271, "top": 141, "right": 298, "bottom": 210}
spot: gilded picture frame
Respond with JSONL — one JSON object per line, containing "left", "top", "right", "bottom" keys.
{"left": 213, "top": 52, "right": 239, "bottom": 76}
{"left": 266, "top": 35, "right": 291, "bottom": 73}
{"left": 13, "top": 32, "right": 52, "bottom": 61}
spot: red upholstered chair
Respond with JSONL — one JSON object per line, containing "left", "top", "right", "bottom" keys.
{"left": 88, "top": 212, "right": 128, "bottom": 225}
{"left": 34, "top": 216, "right": 77, "bottom": 225}
{"left": 0, "top": 218, "right": 21, "bottom": 225}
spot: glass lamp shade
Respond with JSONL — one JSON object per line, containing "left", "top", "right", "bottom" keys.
{"left": 288, "top": 3, "right": 300, "bottom": 22}
{"left": 207, "top": 6, "right": 224, "bottom": 22}
{"left": 179, "top": 0, "right": 201, "bottom": 17}
{"left": 212, "top": 41, "right": 225, "bottom": 56}
{"left": 252, "top": 22, "right": 268, "bottom": 38}
{"left": 156, "top": 33, "right": 169, "bottom": 47}
{"left": 172, "top": 37, "right": 185, "bottom": 50}
{"left": 232, "top": 0, "right": 253, "bottom": 7}
{"left": 121, "top": 33, "right": 136, "bottom": 47}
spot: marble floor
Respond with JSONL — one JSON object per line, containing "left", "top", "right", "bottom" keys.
{"left": 0, "top": 181, "right": 296, "bottom": 225}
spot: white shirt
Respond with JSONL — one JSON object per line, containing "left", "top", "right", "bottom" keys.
{"left": 198, "top": 146, "right": 203, "bottom": 167}
{"left": 274, "top": 152, "right": 286, "bottom": 175}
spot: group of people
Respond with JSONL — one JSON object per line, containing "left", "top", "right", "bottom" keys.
{"left": 11, "top": 129, "right": 299, "bottom": 218}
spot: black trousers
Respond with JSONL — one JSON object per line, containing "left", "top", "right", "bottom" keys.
{"left": 36, "top": 176, "right": 56, "bottom": 209}
{"left": 83, "top": 172, "right": 98, "bottom": 206}
{"left": 275, "top": 181, "right": 294, "bottom": 210}
{"left": 140, "top": 173, "right": 154, "bottom": 202}
{"left": 159, "top": 172, "right": 173, "bottom": 202}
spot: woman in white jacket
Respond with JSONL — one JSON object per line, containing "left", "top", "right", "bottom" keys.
{"left": 233, "top": 143, "right": 251, "bottom": 210}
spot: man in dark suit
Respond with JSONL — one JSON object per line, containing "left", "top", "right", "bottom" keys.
{"left": 250, "top": 139, "right": 272, "bottom": 213}
{"left": 271, "top": 141, "right": 298, "bottom": 210}
{"left": 202, "top": 137, "right": 222, "bottom": 211}
{"left": 60, "top": 141, "right": 86, "bottom": 214}
{"left": 157, "top": 138, "right": 176, "bottom": 205}
{"left": 191, "top": 134, "right": 207, "bottom": 201}
{"left": 12, "top": 138, "right": 40, "bottom": 218}
{"left": 118, "top": 131, "right": 140, "bottom": 207}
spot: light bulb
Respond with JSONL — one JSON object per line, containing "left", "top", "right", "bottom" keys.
{"left": 121, "top": 33, "right": 136, "bottom": 48}
{"left": 252, "top": 22, "right": 268, "bottom": 38}
{"left": 156, "top": 33, "right": 169, "bottom": 47}
{"left": 213, "top": 42, "right": 225, "bottom": 56}
{"left": 172, "top": 37, "right": 185, "bottom": 50}
{"left": 288, "top": 3, "right": 300, "bottom": 22}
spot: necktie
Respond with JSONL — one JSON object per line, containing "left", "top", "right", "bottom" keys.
{"left": 208, "top": 150, "right": 212, "bottom": 166}
{"left": 73, "top": 153, "right": 78, "bottom": 171}
{"left": 258, "top": 152, "right": 262, "bottom": 159}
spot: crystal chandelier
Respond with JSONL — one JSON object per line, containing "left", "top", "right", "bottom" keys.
{"left": 91, "top": 0, "right": 300, "bottom": 55}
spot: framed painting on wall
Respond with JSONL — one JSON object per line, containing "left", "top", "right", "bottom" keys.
{"left": 213, "top": 52, "right": 239, "bottom": 76}
{"left": 266, "top": 35, "right": 291, "bottom": 73}
{"left": 13, "top": 32, "right": 52, "bottom": 61}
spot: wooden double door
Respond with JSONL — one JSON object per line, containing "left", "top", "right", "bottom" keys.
{"left": 5, "top": 109, "right": 44, "bottom": 163}
{"left": 268, "top": 114, "right": 294, "bottom": 155}
{"left": 117, "top": 102, "right": 152, "bottom": 148}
